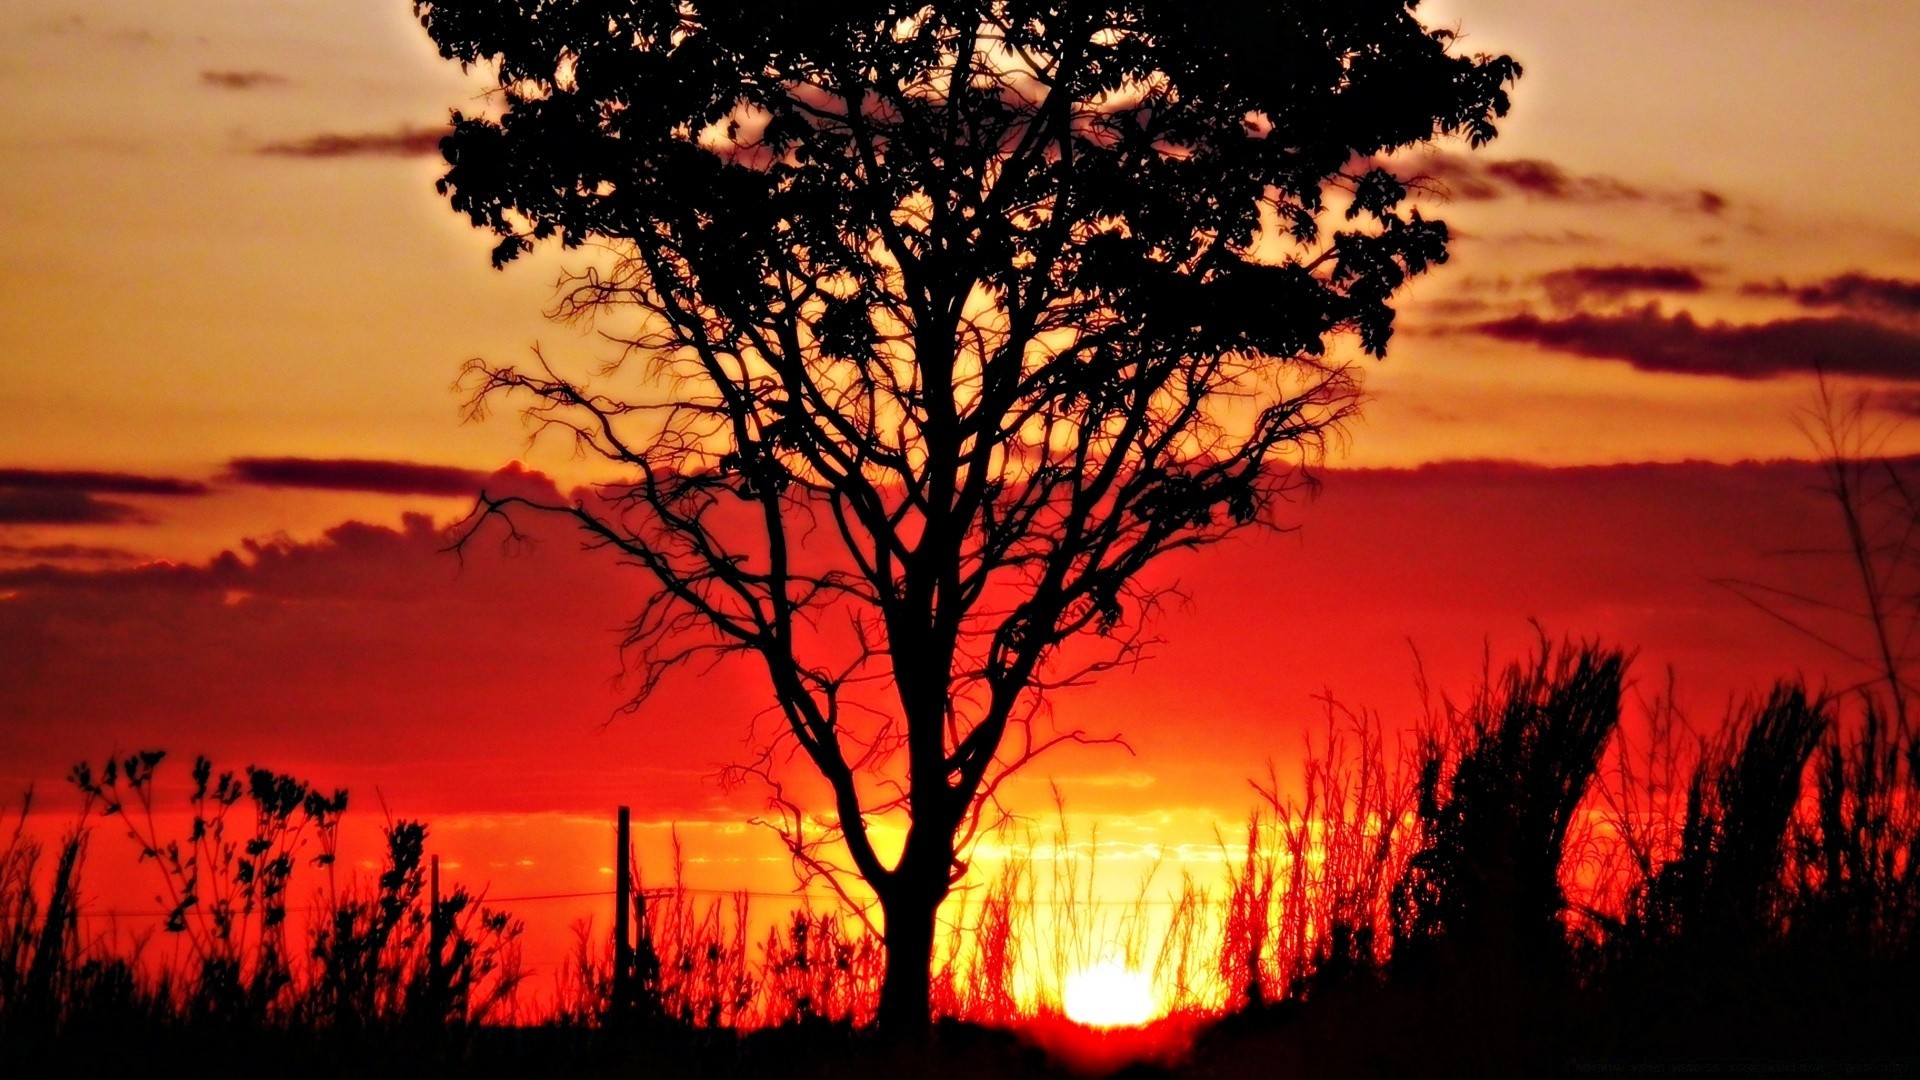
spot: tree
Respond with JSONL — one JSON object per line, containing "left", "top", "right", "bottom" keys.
{"left": 1721, "top": 377, "right": 1920, "bottom": 728}
{"left": 414, "top": 0, "right": 1519, "bottom": 1029}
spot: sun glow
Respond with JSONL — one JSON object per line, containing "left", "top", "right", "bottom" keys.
{"left": 1062, "top": 960, "right": 1158, "bottom": 1029}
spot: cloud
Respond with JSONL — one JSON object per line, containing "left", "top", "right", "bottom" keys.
{"left": 1331, "top": 456, "right": 1920, "bottom": 484}
{"left": 201, "top": 70, "right": 289, "bottom": 91}
{"left": 0, "top": 468, "right": 208, "bottom": 495}
{"left": 224, "top": 457, "right": 488, "bottom": 497}
{"left": 1463, "top": 230, "right": 1601, "bottom": 248}
{"left": 255, "top": 126, "right": 447, "bottom": 159}
{"left": 1406, "top": 153, "right": 1727, "bottom": 215}
{"left": 1472, "top": 306, "right": 1920, "bottom": 381}
{"left": 1484, "top": 159, "right": 1641, "bottom": 202}
{"left": 0, "top": 468, "right": 208, "bottom": 526}
{"left": 1743, "top": 273, "right": 1920, "bottom": 319}
{"left": 1539, "top": 265, "right": 1707, "bottom": 309}
{"left": 1419, "top": 296, "right": 1494, "bottom": 319}
{"left": 0, "top": 490, "right": 144, "bottom": 526}
{"left": 28, "top": 15, "right": 159, "bottom": 46}
{"left": 1876, "top": 390, "right": 1920, "bottom": 418}
{"left": 0, "top": 516, "right": 424, "bottom": 597}
{"left": 0, "top": 543, "right": 143, "bottom": 563}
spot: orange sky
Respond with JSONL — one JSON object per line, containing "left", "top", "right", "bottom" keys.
{"left": 5, "top": 0, "right": 1920, "bottom": 979}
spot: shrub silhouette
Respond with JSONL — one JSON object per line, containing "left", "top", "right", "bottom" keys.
{"left": 1393, "top": 644, "right": 1626, "bottom": 985}
{"left": 1628, "top": 684, "right": 1829, "bottom": 953}
{"left": 1, "top": 751, "right": 523, "bottom": 1060}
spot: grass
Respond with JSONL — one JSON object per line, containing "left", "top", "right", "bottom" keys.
{"left": 3, "top": 639, "right": 1918, "bottom": 1076}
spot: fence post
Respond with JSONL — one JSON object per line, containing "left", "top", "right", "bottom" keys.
{"left": 429, "top": 853, "right": 444, "bottom": 1024}
{"left": 613, "top": 805, "right": 633, "bottom": 1024}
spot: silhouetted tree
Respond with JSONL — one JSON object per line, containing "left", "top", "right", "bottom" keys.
{"left": 415, "top": 0, "right": 1518, "bottom": 1029}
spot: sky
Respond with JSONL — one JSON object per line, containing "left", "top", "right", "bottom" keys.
{"left": 5, "top": 0, "right": 1920, "bottom": 973}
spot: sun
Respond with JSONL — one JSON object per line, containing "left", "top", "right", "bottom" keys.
{"left": 1062, "top": 960, "right": 1158, "bottom": 1029}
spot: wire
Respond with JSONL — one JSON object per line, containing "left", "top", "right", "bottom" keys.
{"left": 71, "top": 886, "right": 1202, "bottom": 919}
{"left": 71, "top": 886, "right": 824, "bottom": 919}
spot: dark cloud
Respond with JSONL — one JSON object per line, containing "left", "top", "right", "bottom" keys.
{"left": 255, "top": 126, "right": 447, "bottom": 159}
{"left": 0, "top": 517, "right": 419, "bottom": 596}
{"left": 1540, "top": 265, "right": 1707, "bottom": 308}
{"left": 1334, "top": 456, "right": 1920, "bottom": 484}
{"left": 0, "top": 543, "right": 143, "bottom": 563}
{"left": 0, "top": 468, "right": 208, "bottom": 495}
{"left": 1743, "top": 273, "right": 1920, "bottom": 319}
{"left": 1407, "top": 153, "right": 1498, "bottom": 200}
{"left": 1876, "top": 390, "right": 1920, "bottom": 418}
{"left": 0, "top": 469, "right": 207, "bottom": 526}
{"left": 1486, "top": 159, "right": 1641, "bottom": 202}
{"left": 1406, "top": 153, "right": 1726, "bottom": 215}
{"left": 201, "top": 70, "right": 289, "bottom": 90}
{"left": 1472, "top": 306, "right": 1920, "bottom": 381}
{"left": 0, "top": 490, "right": 143, "bottom": 526}
{"left": 224, "top": 457, "right": 488, "bottom": 497}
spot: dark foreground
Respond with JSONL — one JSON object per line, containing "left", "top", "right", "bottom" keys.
{"left": 10, "top": 990, "right": 1920, "bottom": 1080}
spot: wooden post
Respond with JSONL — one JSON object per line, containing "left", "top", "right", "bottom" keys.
{"left": 429, "top": 853, "right": 444, "bottom": 1023}
{"left": 613, "top": 805, "right": 632, "bottom": 1022}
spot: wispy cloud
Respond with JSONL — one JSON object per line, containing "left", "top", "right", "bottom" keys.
{"left": 1539, "top": 265, "right": 1707, "bottom": 309}
{"left": 0, "top": 468, "right": 208, "bottom": 495}
{"left": 1875, "top": 390, "right": 1920, "bottom": 418}
{"left": 1483, "top": 158, "right": 1642, "bottom": 202}
{"left": 201, "top": 70, "right": 290, "bottom": 91}
{"left": 0, "top": 542, "right": 143, "bottom": 563}
{"left": 1743, "top": 273, "right": 1920, "bottom": 319}
{"left": 224, "top": 457, "right": 486, "bottom": 497}
{"left": 0, "top": 490, "right": 144, "bottom": 526}
{"left": 255, "top": 126, "right": 446, "bottom": 159}
{"left": 0, "top": 468, "right": 208, "bottom": 527}
{"left": 1404, "top": 153, "right": 1728, "bottom": 215}
{"left": 1472, "top": 306, "right": 1920, "bottom": 381}
{"left": 28, "top": 15, "right": 159, "bottom": 46}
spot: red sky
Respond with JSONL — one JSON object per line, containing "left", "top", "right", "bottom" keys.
{"left": 0, "top": 458, "right": 1878, "bottom": 815}
{"left": 4, "top": 0, "right": 1920, "bottom": 979}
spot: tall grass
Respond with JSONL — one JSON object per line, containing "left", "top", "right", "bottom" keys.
{"left": 1221, "top": 701, "right": 1414, "bottom": 1005}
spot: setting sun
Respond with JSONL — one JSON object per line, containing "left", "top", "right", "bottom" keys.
{"left": 1062, "top": 961, "right": 1159, "bottom": 1029}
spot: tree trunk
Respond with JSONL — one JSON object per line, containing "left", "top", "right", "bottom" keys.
{"left": 876, "top": 874, "right": 944, "bottom": 1034}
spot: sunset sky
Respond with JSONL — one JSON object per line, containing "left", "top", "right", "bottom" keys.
{"left": 5, "top": 1, "right": 1920, "bottom": 972}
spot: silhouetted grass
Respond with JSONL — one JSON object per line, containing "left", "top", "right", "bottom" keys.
{"left": 1, "top": 752, "right": 526, "bottom": 1072}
